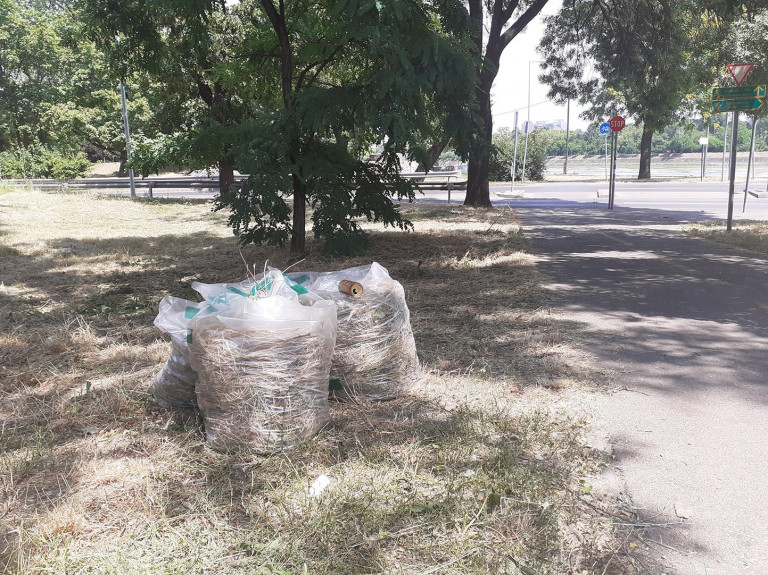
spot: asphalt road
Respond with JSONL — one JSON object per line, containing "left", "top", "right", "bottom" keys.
{"left": 498, "top": 184, "right": 768, "bottom": 574}
{"left": 111, "top": 175, "right": 768, "bottom": 224}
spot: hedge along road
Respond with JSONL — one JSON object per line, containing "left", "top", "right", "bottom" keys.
{"left": 497, "top": 183, "right": 768, "bottom": 574}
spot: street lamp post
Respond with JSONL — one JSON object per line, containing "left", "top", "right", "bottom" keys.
{"left": 522, "top": 60, "right": 539, "bottom": 182}
{"left": 120, "top": 80, "right": 136, "bottom": 198}
{"left": 511, "top": 110, "right": 519, "bottom": 191}
{"left": 116, "top": 35, "right": 136, "bottom": 198}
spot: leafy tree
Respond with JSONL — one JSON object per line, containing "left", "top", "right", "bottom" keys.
{"left": 76, "top": 0, "right": 254, "bottom": 193}
{"left": 0, "top": 0, "right": 144, "bottom": 177}
{"left": 539, "top": 1, "right": 768, "bottom": 180}
{"left": 463, "top": 0, "right": 550, "bottom": 207}
{"left": 488, "top": 127, "right": 547, "bottom": 181}
{"left": 77, "top": 0, "right": 474, "bottom": 254}
{"left": 213, "top": 0, "right": 474, "bottom": 255}
{"left": 538, "top": 0, "right": 708, "bottom": 179}
{"left": 0, "top": 0, "right": 96, "bottom": 153}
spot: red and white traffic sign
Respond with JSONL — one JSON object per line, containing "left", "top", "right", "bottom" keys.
{"left": 727, "top": 63, "right": 754, "bottom": 86}
{"left": 610, "top": 116, "right": 626, "bottom": 132}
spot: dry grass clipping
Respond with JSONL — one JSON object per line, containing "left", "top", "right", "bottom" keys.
{"left": 684, "top": 220, "right": 768, "bottom": 254}
{"left": 0, "top": 189, "right": 638, "bottom": 574}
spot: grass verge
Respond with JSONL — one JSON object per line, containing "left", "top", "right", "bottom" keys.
{"left": 1, "top": 189, "right": 638, "bottom": 574}
{"left": 684, "top": 221, "right": 768, "bottom": 255}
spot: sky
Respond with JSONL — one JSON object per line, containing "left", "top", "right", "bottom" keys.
{"left": 491, "top": 1, "right": 593, "bottom": 133}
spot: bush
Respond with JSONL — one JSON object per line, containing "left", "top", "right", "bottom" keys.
{"left": 40, "top": 149, "right": 91, "bottom": 180}
{"left": 130, "top": 133, "right": 190, "bottom": 177}
{"left": 488, "top": 128, "right": 548, "bottom": 181}
{"left": 0, "top": 146, "right": 91, "bottom": 179}
{"left": 0, "top": 148, "right": 35, "bottom": 178}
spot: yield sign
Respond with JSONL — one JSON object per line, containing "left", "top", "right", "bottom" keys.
{"left": 727, "top": 63, "right": 754, "bottom": 86}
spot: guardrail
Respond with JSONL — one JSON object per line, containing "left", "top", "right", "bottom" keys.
{"left": 2, "top": 176, "right": 249, "bottom": 197}
{"left": 68, "top": 176, "right": 249, "bottom": 198}
{"left": 3, "top": 170, "right": 467, "bottom": 200}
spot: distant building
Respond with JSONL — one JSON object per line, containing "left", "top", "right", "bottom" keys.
{"left": 535, "top": 119, "right": 567, "bottom": 131}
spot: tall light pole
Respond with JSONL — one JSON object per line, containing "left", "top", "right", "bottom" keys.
{"left": 116, "top": 35, "right": 136, "bottom": 198}
{"left": 522, "top": 60, "right": 539, "bottom": 182}
{"left": 511, "top": 110, "right": 519, "bottom": 191}
{"left": 120, "top": 80, "right": 136, "bottom": 198}
{"left": 563, "top": 97, "right": 571, "bottom": 175}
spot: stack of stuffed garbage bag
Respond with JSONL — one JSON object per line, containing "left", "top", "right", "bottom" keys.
{"left": 296, "top": 263, "right": 419, "bottom": 401}
{"left": 151, "top": 262, "right": 418, "bottom": 452}
{"left": 154, "top": 270, "right": 336, "bottom": 453}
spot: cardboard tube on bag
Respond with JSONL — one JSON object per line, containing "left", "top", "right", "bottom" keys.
{"left": 338, "top": 280, "right": 364, "bottom": 297}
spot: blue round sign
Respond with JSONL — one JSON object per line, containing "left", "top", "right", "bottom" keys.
{"left": 599, "top": 122, "right": 611, "bottom": 135}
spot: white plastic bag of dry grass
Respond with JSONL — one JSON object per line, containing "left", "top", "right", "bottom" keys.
{"left": 188, "top": 274, "right": 337, "bottom": 453}
{"left": 302, "top": 262, "right": 419, "bottom": 401}
{"left": 152, "top": 296, "right": 207, "bottom": 410}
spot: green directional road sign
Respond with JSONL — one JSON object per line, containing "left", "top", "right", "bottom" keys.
{"left": 712, "top": 98, "right": 764, "bottom": 112}
{"left": 712, "top": 85, "right": 766, "bottom": 100}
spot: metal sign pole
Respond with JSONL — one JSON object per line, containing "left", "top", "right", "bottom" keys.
{"left": 721, "top": 113, "right": 729, "bottom": 182}
{"left": 743, "top": 116, "right": 758, "bottom": 212}
{"left": 563, "top": 98, "right": 570, "bottom": 175}
{"left": 608, "top": 133, "right": 613, "bottom": 209}
{"left": 727, "top": 111, "right": 739, "bottom": 231}
{"left": 608, "top": 131, "right": 617, "bottom": 210}
{"left": 703, "top": 125, "right": 709, "bottom": 178}
{"left": 511, "top": 110, "right": 519, "bottom": 191}
{"left": 611, "top": 132, "right": 619, "bottom": 209}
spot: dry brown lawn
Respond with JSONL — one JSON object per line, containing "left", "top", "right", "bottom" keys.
{"left": 684, "top": 221, "right": 768, "bottom": 254}
{"left": 0, "top": 188, "right": 639, "bottom": 574}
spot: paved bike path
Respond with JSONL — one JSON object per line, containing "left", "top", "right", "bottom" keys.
{"left": 516, "top": 202, "right": 768, "bottom": 574}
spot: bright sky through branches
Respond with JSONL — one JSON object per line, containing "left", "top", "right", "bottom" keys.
{"left": 491, "top": 0, "right": 591, "bottom": 132}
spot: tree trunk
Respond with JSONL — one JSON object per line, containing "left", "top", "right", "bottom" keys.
{"left": 465, "top": 79, "right": 493, "bottom": 207}
{"left": 638, "top": 123, "right": 653, "bottom": 180}
{"left": 464, "top": 0, "right": 549, "bottom": 206}
{"left": 290, "top": 173, "right": 307, "bottom": 255}
{"left": 415, "top": 137, "right": 451, "bottom": 172}
{"left": 118, "top": 149, "right": 128, "bottom": 177}
{"left": 218, "top": 156, "right": 235, "bottom": 196}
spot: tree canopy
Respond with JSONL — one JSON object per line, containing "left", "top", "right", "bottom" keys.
{"left": 75, "top": 0, "right": 476, "bottom": 254}
{"left": 538, "top": 0, "right": 768, "bottom": 179}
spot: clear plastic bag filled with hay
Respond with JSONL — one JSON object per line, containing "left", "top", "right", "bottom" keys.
{"left": 192, "top": 271, "right": 318, "bottom": 306}
{"left": 306, "top": 262, "right": 419, "bottom": 401}
{"left": 152, "top": 296, "right": 207, "bottom": 410}
{"left": 188, "top": 278, "right": 337, "bottom": 453}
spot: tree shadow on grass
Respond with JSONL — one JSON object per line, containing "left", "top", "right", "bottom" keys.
{"left": 0, "top": 204, "right": 629, "bottom": 573}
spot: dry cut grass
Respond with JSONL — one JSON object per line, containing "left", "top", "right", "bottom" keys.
{"left": 1, "top": 188, "right": 638, "bottom": 574}
{"left": 684, "top": 220, "right": 768, "bottom": 254}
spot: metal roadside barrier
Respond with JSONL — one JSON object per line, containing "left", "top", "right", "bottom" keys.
{"left": 4, "top": 171, "right": 467, "bottom": 200}
{"left": 3, "top": 175, "right": 250, "bottom": 197}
